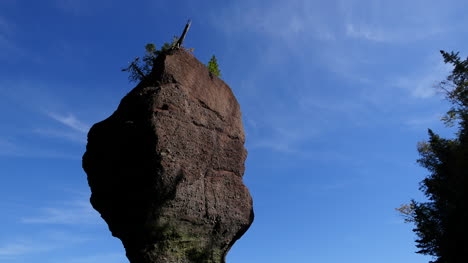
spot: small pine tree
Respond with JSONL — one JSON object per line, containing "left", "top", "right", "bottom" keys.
{"left": 207, "top": 55, "right": 221, "bottom": 77}
{"left": 122, "top": 38, "right": 177, "bottom": 83}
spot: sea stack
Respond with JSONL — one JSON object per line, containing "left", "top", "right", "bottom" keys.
{"left": 82, "top": 49, "right": 253, "bottom": 263}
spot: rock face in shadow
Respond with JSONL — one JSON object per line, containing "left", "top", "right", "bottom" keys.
{"left": 82, "top": 50, "right": 254, "bottom": 263}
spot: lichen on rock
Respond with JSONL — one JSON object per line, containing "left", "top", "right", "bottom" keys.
{"left": 82, "top": 49, "right": 254, "bottom": 263}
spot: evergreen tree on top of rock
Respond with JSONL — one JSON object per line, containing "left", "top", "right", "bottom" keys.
{"left": 121, "top": 40, "right": 175, "bottom": 83}
{"left": 207, "top": 55, "right": 221, "bottom": 77}
{"left": 122, "top": 20, "right": 223, "bottom": 82}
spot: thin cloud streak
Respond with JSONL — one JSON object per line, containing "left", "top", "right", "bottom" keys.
{"left": 54, "top": 252, "right": 127, "bottom": 263}
{"left": 395, "top": 57, "right": 452, "bottom": 99}
{"left": 345, "top": 23, "right": 387, "bottom": 42}
{"left": 46, "top": 112, "right": 90, "bottom": 134}
{"left": 340, "top": 0, "right": 452, "bottom": 43}
{"left": 344, "top": 22, "right": 444, "bottom": 44}
{"left": 0, "top": 231, "right": 91, "bottom": 259}
{"left": 216, "top": 0, "right": 458, "bottom": 46}
{"left": 34, "top": 128, "right": 87, "bottom": 144}
{"left": 0, "top": 137, "right": 80, "bottom": 159}
{"left": 244, "top": 101, "right": 323, "bottom": 155}
{"left": 0, "top": 138, "right": 21, "bottom": 157}
{"left": 405, "top": 113, "right": 442, "bottom": 130}
{"left": 214, "top": 0, "right": 337, "bottom": 45}
{"left": 213, "top": 0, "right": 457, "bottom": 164}
{"left": 0, "top": 240, "right": 56, "bottom": 258}
{"left": 21, "top": 199, "right": 101, "bottom": 225}
{"left": 0, "top": 243, "right": 34, "bottom": 257}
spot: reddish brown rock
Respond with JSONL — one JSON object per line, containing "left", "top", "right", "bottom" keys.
{"left": 82, "top": 49, "right": 254, "bottom": 263}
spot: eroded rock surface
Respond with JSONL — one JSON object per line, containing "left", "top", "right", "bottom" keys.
{"left": 82, "top": 50, "right": 254, "bottom": 263}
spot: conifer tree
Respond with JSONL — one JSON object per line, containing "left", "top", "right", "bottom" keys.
{"left": 207, "top": 55, "right": 221, "bottom": 77}
{"left": 398, "top": 50, "right": 468, "bottom": 263}
{"left": 121, "top": 39, "right": 176, "bottom": 82}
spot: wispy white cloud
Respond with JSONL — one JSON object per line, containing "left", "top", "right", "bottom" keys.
{"left": 216, "top": 0, "right": 462, "bottom": 47}
{"left": 214, "top": 0, "right": 454, "bottom": 93}
{"left": 304, "top": 181, "right": 351, "bottom": 197}
{"left": 1, "top": 192, "right": 110, "bottom": 260}
{"left": 244, "top": 99, "right": 324, "bottom": 155}
{"left": 1, "top": 79, "right": 90, "bottom": 140}
{"left": 340, "top": 0, "right": 452, "bottom": 43}
{"left": 298, "top": 95, "right": 369, "bottom": 118}
{"left": 46, "top": 112, "right": 90, "bottom": 134}
{"left": 214, "top": 0, "right": 337, "bottom": 46}
{"left": 404, "top": 113, "right": 443, "bottom": 130}
{"left": 0, "top": 231, "right": 89, "bottom": 259}
{"left": 38, "top": 111, "right": 90, "bottom": 144}
{"left": 20, "top": 189, "right": 99, "bottom": 225}
{"left": 34, "top": 128, "right": 87, "bottom": 144}
{"left": 321, "top": 181, "right": 348, "bottom": 191}
{"left": 54, "top": 252, "right": 127, "bottom": 263}
{"left": 344, "top": 22, "right": 444, "bottom": 44}
{"left": 0, "top": 80, "right": 90, "bottom": 158}
{"left": 345, "top": 23, "right": 387, "bottom": 42}
{"left": 0, "top": 138, "right": 21, "bottom": 156}
{"left": 21, "top": 199, "right": 101, "bottom": 225}
{"left": 215, "top": 0, "right": 459, "bottom": 162}
{"left": 246, "top": 124, "right": 303, "bottom": 154}
{"left": 0, "top": 243, "right": 37, "bottom": 257}
{"left": 0, "top": 241, "right": 61, "bottom": 260}
{"left": 395, "top": 56, "right": 452, "bottom": 99}
{"left": 0, "top": 137, "right": 79, "bottom": 159}
{"left": 250, "top": 131, "right": 304, "bottom": 154}
{"left": 397, "top": 76, "right": 438, "bottom": 99}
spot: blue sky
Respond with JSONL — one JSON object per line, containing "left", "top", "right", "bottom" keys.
{"left": 0, "top": 0, "right": 466, "bottom": 262}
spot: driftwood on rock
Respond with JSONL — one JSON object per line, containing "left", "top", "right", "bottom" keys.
{"left": 173, "top": 20, "right": 192, "bottom": 49}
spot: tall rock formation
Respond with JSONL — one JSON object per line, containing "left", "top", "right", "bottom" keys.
{"left": 82, "top": 49, "right": 254, "bottom": 263}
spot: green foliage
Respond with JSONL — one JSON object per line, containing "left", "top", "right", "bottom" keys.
{"left": 121, "top": 38, "right": 178, "bottom": 82}
{"left": 412, "top": 130, "right": 465, "bottom": 261}
{"left": 123, "top": 41, "right": 222, "bottom": 82}
{"left": 207, "top": 55, "right": 221, "bottom": 77}
{"left": 439, "top": 50, "right": 468, "bottom": 127}
{"left": 399, "top": 51, "right": 468, "bottom": 263}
